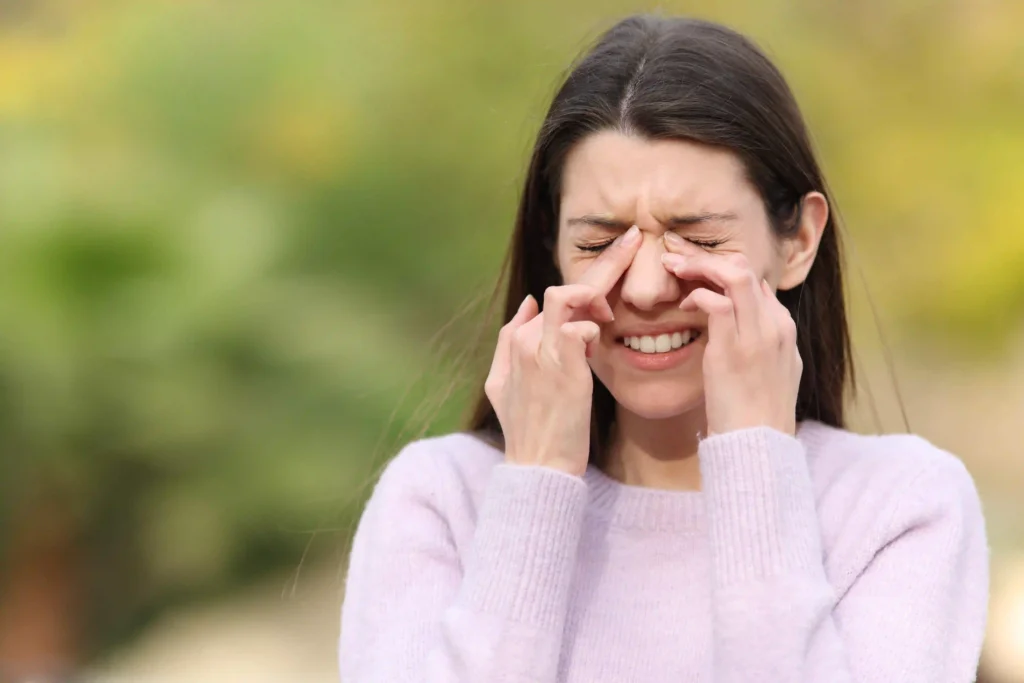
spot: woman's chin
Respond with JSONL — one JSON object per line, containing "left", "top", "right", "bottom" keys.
{"left": 606, "top": 382, "right": 705, "bottom": 421}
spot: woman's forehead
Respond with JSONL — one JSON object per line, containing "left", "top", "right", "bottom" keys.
{"left": 559, "top": 131, "right": 760, "bottom": 220}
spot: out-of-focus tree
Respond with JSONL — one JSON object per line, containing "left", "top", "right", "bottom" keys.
{"left": 0, "top": 0, "right": 1021, "bottom": 675}
{"left": 0, "top": 0, "right": 454, "bottom": 674}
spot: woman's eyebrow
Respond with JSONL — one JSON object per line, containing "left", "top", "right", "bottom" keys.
{"left": 565, "top": 215, "right": 630, "bottom": 229}
{"left": 664, "top": 211, "right": 739, "bottom": 226}
{"left": 565, "top": 212, "right": 738, "bottom": 228}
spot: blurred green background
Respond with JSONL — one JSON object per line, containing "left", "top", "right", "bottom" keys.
{"left": 0, "top": 0, "right": 1022, "bottom": 681}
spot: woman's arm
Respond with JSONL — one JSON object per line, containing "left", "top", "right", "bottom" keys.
{"left": 341, "top": 232, "right": 639, "bottom": 682}
{"left": 699, "top": 427, "right": 989, "bottom": 683}
{"left": 339, "top": 440, "right": 588, "bottom": 682}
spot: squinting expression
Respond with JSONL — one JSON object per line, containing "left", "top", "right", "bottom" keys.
{"left": 556, "top": 130, "right": 785, "bottom": 421}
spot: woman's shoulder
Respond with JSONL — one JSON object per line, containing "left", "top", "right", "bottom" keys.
{"left": 799, "top": 422, "right": 988, "bottom": 623}
{"left": 799, "top": 419, "right": 976, "bottom": 490}
{"left": 799, "top": 420, "right": 984, "bottom": 539}
{"left": 370, "top": 430, "right": 505, "bottom": 505}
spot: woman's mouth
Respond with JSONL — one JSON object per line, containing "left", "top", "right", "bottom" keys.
{"left": 618, "top": 330, "right": 702, "bottom": 354}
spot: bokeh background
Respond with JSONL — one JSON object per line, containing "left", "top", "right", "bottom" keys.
{"left": 0, "top": 0, "right": 1022, "bottom": 681}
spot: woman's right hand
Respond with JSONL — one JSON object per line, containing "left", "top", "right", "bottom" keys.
{"left": 485, "top": 226, "right": 641, "bottom": 476}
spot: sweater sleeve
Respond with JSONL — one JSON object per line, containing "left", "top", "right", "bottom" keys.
{"left": 339, "top": 439, "right": 588, "bottom": 683}
{"left": 698, "top": 427, "right": 989, "bottom": 683}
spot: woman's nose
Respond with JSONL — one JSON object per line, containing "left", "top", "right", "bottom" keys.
{"left": 618, "top": 233, "right": 682, "bottom": 310}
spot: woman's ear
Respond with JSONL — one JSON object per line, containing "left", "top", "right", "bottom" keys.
{"left": 778, "top": 191, "right": 828, "bottom": 291}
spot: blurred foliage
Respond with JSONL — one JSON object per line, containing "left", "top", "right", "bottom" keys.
{"left": 0, "top": 0, "right": 1021, "bottom": 662}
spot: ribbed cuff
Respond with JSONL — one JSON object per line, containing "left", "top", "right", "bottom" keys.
{"left": 460, "top": 464, "right": 588, "bottom": 627}
{"left": 699, "top": 427, "right": 823, "bottom": 587}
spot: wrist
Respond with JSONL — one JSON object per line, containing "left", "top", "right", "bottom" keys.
{"left": 706, "top": 415, "right": 795, "bottom": 438}
{"left": 504, "top": 451, "right": 587, "bottom": 477}
{"left": 708, "top": 405, "right": 794, "bottom": 438}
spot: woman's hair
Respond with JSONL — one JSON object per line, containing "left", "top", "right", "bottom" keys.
{"left": 466, "top": 14, "right": 853, "bottom": 461}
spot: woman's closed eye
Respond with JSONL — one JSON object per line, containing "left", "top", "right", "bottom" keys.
{"left": 575, "top": 237, "right": 724, "bottom": 253}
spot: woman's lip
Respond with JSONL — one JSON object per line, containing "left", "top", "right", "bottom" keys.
{"left": 613, "top": 333, "right": 703, "bottom": 370}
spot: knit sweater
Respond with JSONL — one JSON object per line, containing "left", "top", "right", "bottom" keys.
{"left": 338, "top": 421, "right": 989, "bottom": 682}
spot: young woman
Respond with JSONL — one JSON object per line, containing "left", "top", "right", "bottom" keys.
{"left": 339, "top": 15, "right": 989, "bottom": 682}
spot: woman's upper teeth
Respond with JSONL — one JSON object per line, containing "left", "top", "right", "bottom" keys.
{"left": 623, "top": 330, "right": 697, "bottom": 353}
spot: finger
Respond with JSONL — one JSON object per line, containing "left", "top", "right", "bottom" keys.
{"left": 511, "top": 293, "right": 540, "bottom": 328}
{"left": 576, "top": 224, "right": 643, "bottom": 296}
{"left": 510, "top": 309, "right": 544, "bottom": 376}
{"left": 541, "top": 284, "right": 612, "bottom": 349}
{"left": 679, "top": 287, "right": 736, "bottom": 345}
{"left": 762, "top": 279, "right": 798, "bottom": 348}
{"left": 488, "top": 294, "right": 538, "bottom": 383}
{"left": 559, "top": 320, "right": 601, "bottom": 364}
{"left": 661, "top": 230, "right": 690, "bottom": 255}
{"left": 756, "top": 278, "right": 778, "bottom": 338}
{"left": 662, "top": 253, "right": 760, "bottom": 337}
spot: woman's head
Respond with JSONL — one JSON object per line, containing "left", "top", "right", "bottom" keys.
{"left": 470, "top": 15, "right": 852, "bottom": 457}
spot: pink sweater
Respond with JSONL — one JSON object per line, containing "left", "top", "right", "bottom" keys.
{"left": 339, "top": 421, "right": 989, "bottom": 682}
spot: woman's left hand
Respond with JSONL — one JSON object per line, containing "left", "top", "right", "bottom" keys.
{"left": 661, "top": 247, "right": 801, "bottom": 437}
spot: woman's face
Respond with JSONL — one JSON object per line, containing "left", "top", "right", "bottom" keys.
{"left": 556, "top": 131, "right": 809, "bottom": 421}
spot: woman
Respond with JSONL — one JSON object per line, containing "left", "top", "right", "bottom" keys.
{"left": 339, "top": 15, "right": 989, "bottom": 683}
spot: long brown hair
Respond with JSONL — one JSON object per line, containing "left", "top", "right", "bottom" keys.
{"left": 467, "top": 15, "right": 854, "bottom": 461}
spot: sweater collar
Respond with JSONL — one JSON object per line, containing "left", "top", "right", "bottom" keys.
{"left": 581, "top": 420, "right": 828, "bottom": 532}
{"left": 583, "top": 464, "right": 705, "bottom": 532}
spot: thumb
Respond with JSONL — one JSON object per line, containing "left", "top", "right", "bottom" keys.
{"left": 559, "top": 320, "right": 601, "bottom": 359}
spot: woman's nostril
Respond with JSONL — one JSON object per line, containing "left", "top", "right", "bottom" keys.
{"left": 617, "top": 254, "right": 686, "bottom": 311}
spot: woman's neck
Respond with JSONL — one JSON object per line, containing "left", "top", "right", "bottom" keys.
{"left": 602, "top": 406, "right": 707, "bottom": 491}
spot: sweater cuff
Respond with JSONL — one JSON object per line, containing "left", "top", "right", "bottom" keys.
{"left": 699, "top": 427, "right": 823, "bottom": 587}
{"left": 460, "top": 463, "right": 588, "bottom": 627}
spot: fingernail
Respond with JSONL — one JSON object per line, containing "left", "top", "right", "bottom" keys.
{"left": 620, "top": 225, "right": 641, "bottom": 246}
{"left": 519, "top": 294, "right": 534, "bottom": 311}
{"left": 662, "top": 231, "right": 685, "bottom": 247}
{"left": 661, "top": 252, "right": 684, "bottom": 266}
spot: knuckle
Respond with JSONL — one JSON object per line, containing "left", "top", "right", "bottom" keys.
{"left": 782, "top": 316, "right": 798, "bottom": 341}
{"left": 736, "top": 269, "right": 757, "bottom": 290}
{"left": 568, "top": 284, "right": 593, "bottom": 303}
{"left": 723, "top": 270, "right": 745, "bottom": 289}
{"left": 729, "top": 253, "right": 750, "bottom": 270}
{"left": 483, "top": 377, "right": 500, "bottom": 399}
{"left": 577, "top": 324, "right": 597, "bottom": 341}
{"left": 511, "top": 326, "right": 530, "bottom": 350}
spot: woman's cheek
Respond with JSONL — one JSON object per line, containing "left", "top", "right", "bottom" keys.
{"left": 559, "top": 257, "right": 591, "bottom": 285}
